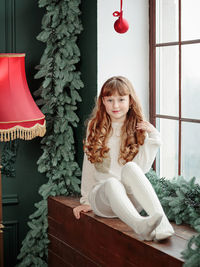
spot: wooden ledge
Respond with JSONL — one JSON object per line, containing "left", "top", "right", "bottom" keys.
{"left": 48, "top": 196, "right": 197, "bottom": 267}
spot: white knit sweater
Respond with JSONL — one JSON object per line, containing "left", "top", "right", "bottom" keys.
{"left": 80, "top": 122, "right": 162, "bottom": 205}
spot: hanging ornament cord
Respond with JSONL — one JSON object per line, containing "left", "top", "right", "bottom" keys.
{"left": 113, "top": 0, "right": 123, "bottom": 18}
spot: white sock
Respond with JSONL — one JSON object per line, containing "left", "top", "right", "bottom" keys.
{"left": 155, "top": 214, "right": 174, "bottom": 240}
{"left": 102, "top": 178, "right": 162, "bottom": 241}
{"left": 121, "top": 162, "right": 174, "bottom": 240}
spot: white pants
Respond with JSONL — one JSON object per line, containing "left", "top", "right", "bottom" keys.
{"left": 90, "top": 178, "right": 143, "bottom": 218}
{"left": 88, "top": 162, "right": 174, "bottom": 240}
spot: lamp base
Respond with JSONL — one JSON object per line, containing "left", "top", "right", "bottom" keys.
{"left": 0, "top": 163, "right": 4, "bottom": 267}
{"left": 0, "top": 228, "right": 3, "bottom": 267}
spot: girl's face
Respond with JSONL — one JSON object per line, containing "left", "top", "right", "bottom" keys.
{"left": 102, "top": 93, "right": 130, "bottom": 122}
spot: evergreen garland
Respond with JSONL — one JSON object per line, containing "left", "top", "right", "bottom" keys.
{"left": 146, "top": 170, "right": 200, "bottom": 267}
{"left": 17, "top": 0, "right": 83, "bottom": 266}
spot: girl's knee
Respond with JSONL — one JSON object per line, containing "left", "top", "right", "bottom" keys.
{"left": 122, "top": 162, "right": 140, "bottom": 175}
{"left": 124, "top": 162, "right": 138, "bottom": 169}
{"left": 121, "top": 162, "right": 144, "bottom": 184}
{"left": 104, "top": 177, "right": 122, "bottom": 193}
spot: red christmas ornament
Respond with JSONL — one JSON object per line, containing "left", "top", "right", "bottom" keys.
{"left": 113, "top": 0, "right": 129, "bottom": 34}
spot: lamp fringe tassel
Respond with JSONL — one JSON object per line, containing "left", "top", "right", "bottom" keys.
{"left": 0, "top": 122, "right": 46, "bottom": 142}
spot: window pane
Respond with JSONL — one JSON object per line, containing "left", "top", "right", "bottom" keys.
{"left": 156, "top": 0, "right": 179, "bottom": 43}
{"left": 182, "top": 0, "right": 200, "bottom": 41}
{"left": 182, "top": 44, "right": 200, "bottom": 119}
{"left": 156, "top": 118, "right": 179, "bottom": 179}
{"left": 156, "top": 46, "right": 179, "bottom": 116}
{"left": 182, "top": 122, "right": 200, "bottom": 184}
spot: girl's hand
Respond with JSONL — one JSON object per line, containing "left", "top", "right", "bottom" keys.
{"left": 73, "top": 204, "right": 92, "bottom": 219}
{"left": 136, "top": 121, "right": 156, "bottom": 133}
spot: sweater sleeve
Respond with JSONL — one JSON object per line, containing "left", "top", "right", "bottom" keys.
{"left": 133, "top": 129, "right": 162, "bottom": 174}
{"left": 80, "top": 152, "right": 96, "bottom": 205}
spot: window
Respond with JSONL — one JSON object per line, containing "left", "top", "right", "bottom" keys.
{"left": 149, "top": 0, "right": 200, "bottom": 184}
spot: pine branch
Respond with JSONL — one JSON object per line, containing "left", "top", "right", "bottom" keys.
{"left": 146, "top": 170, "right": 200, "bottom": 267}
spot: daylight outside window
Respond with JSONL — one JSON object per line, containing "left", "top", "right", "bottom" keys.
{"left": 149, "top": 0, "right": 200, "bottom": 184}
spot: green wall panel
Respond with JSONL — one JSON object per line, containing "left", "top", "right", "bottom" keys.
{"left": 0, "top": 0, "right": 46, "bottom": 266}
{"left": 76, "top": 0, "right": 97, "bottom": 168}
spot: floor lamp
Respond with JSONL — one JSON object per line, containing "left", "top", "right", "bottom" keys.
{"left": 0, "top": 53, "right": 46, "bottom": 267}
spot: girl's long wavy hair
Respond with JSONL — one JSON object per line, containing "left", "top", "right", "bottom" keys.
{"left": 84, "top": 76, "right": 146, "bottom": 164}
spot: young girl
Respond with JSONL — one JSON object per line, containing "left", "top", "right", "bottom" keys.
{"left": 73, "top": 76, "right": 174, "bottom": 241}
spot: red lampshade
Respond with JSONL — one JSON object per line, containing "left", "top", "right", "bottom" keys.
{"left": 0, "top": 53, "right": 46, "bottom": 141}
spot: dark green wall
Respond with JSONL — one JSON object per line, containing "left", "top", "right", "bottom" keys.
{"left": 0, "top": 1, "right": 46, "bottom": 266}
{"left": 0, "top": 0, "right": 97, "bottom": 266}
{"left": 76, "top": 0, "right": 97, "bottom": 167}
